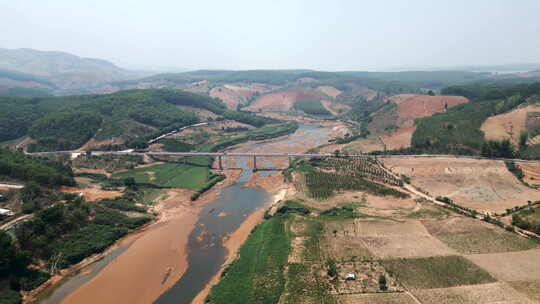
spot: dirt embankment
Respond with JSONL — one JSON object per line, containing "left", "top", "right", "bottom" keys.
{"left": 481, "top": 104, "right": 540, "bottom": 145}
{"left": 59, "top": 186, "right": 123, "bottom": 202}
{"left": 317, "top": 85, "right": 342, "bottom": 98}
{"left": 379, "top": 94, "right": 469, "bottom": 149}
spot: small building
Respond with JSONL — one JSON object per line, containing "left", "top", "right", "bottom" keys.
{"left": 0, "top": 208, "right": 14, "bottom": 216}
{"left": 345, "top": 273, "right": 356, "bottom": 281}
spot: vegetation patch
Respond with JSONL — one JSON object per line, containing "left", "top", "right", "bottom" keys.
{"left": 512, "top": 204, "right": 540, "bottom": 234}
{"left": 294, "top": 98, "right": 332, "bottom": 116}
{"left": 72, "top": 154, "right": 144, "bottom": 172}
{"left": 112, "top": 162, "right": 210, "bottom": 189}
{"left": 0, "top": 148, "right": 75, "bottom": 186}
{"left": 381, "top": 256, "right": 496, "bottom": 289}
{"left": 283, "top": 263, "right": 336, "bottom": 304}
{"left": 207, "top": 217, "right": 290, "bottom": 304}
{"left": 411, "top": 83, "right": 540, "bottom": 155}
{"left": 297, "top": 158, "right": 407, "bottom": 199}
{"left": 158, "top": 138, "right": 195, "bottom": 152}
{"left": 436, "top": 230, "right": 537, "bottom": 254}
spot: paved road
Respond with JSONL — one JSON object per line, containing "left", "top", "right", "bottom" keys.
{"left": 0, "top": 214, "right": 32, "bottom": 231}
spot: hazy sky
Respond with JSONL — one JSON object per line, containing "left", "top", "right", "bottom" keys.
{"left": 2, "top": 0, "right": 540, "bottom": 71}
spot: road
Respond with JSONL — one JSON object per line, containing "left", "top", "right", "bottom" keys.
{"left": 27, "top": 150, "right": 540, "bottom": 164}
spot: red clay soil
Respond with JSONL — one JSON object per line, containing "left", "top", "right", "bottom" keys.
{"left": 388, "top": 94, "right": 469, "bottom": 127}
{"left": 209, "top": 87, "right": 245, "bottom": 110}
{"left": 379, "top": 126, "right": 416, "bottom": 150}
{"left": 244, "top": 90, "right": 318, "bottom": 112}
{"left": 379, "top": 94, "right": 469, "bottom": 148}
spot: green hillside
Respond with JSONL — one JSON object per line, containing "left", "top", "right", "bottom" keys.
{"left": 0, "top": 89, "right": 275, "bottom": 151}
{"left": 410, "top": 83, "right": 540, "bottom": 156}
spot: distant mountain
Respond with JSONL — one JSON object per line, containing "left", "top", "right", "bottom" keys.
{"left": 0, "top": 48, "right": 152, "bottom": 93}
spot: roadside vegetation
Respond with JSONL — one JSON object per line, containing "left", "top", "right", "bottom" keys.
{"left": 512, "top": 205, "right": 540, "bottom": 234}
{"left": 0, "top": 148, "right": 75, "bottom": 186}
{"left": 72, "top": 154, "right": 145, "bottom": 172}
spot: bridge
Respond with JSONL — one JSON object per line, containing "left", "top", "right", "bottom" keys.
{"left": 30, "top": 151, "right": 373, "bottom": 170}
{"left": 28, "top": 150, "right": 540, "bottom": 170}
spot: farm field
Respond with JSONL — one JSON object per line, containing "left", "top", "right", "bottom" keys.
{"left": 112, "top": 162, "right": 210, "bottom": 189}
{"left": 383, "top": 157, "right": 540, "bottom": 214}
{"left": 411, "top": 282, "right": 533, "bottom": 304}
{"left": 381, "top": 255, "right": 496, "bottom": 289}
{"left": 423, "top": 217, "right": 538, "bottom": 254}
{"left": 206, "top": 216, "right": 290, "bottom": 304}
{"left": 466, "top": 249, "right": 540, "bottom": 281}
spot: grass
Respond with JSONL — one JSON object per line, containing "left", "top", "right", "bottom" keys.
{"left": 159, "top": 138, "right": 195, "bottom": 152}
{"left": 437, "top": 230, "right": 537, "bottom": 254}
{"left": 141, "top": 188, "right": 163, "bottom": 205}
{"left": 294, "top": 98, "right": 332, "bottom": 116}
{"left": 112, "top": 163, "right": 209, "bottom": 189}
{"left": 381, "top": 256, "right": 496, "bottom": 289}
{"left": 407, "top": 207, "right": 449, "bottom": 219}
{"left": 207, "top": 217, "right": 290, "bottom": 304}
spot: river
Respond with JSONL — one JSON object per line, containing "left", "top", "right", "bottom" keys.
{"left": 35, "top": 123, "right": 339, "bottom": 304}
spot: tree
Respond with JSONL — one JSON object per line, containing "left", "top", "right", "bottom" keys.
{"left": 379, "top": 274, "right": 388, "bottom": 291}
{"left": 428, "top": 90, "right": 435, "bottom": 96}
{"left": 123, "top": 177, "right": 137, "bottom": 190}
{"left": 519, "top": 130, "right": 529, "bottom": 150}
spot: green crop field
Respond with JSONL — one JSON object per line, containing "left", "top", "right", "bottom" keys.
{"left": 207, "top": 217, "right": 290, "bottom": 304}
{"left": 112, "top": 162, "right": 209, "bottom": 189}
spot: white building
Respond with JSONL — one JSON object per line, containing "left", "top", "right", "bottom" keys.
{"left": 0, "top": 208, "right": 14, "bottom": 216}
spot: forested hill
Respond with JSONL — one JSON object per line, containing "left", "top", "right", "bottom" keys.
{"left": 0, "top": 89, "right": 273, "bottom": 152}
{"left": 409, "top": 83, "right": 540, "bottom": 157}
{"left": 0, "top": 148, "right": 75, "bottom": 186}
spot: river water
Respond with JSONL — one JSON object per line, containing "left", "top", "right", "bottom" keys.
{"left": 37, "top": 124, "right": 336, "bottom": 304}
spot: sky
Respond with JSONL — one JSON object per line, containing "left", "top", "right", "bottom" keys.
{"left": 2, "top": 0, "right": 540, "bottom": 71}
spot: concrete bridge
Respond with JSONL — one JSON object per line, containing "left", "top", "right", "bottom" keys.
{"left": 30, "top": 151, "right": 372, "bottom": 170}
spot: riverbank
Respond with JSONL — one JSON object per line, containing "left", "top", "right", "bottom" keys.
{"left": 33, "top": 123, "right": 339, "bottom": 304}
{"left": 192, "top": 172, "right": 290, "bottom": 304}
{"left": 30, "top": 169, "right": 239, "bottom": 304}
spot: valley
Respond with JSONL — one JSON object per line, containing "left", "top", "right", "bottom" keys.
{"left": 2, "top": 68, "right": 540, "bottom": 304}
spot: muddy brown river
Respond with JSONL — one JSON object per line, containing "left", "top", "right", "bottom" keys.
{"left": 36, "top": 124, "right": 339, "bottom": 304}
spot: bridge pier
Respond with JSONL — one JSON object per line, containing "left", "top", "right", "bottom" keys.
{"left": 218, "top": 155, "right": 223, "bottom": 170}
{"left": 288, "top": 156, "right": 292, "bottom": 167}
{"left": 253, "top": 155, "right": 257, "bottom": 171}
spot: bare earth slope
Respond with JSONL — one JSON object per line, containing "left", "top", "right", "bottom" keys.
{"left": 383, "top": 157, "right": 540, "bottom": 214}
{"left": 481, "top": 104, "right": 540, "bottom": 145}
{"left": 243, "top": 89, "right": 318, "bottom": 112}
{"left": 380, "top": 94, "right": 469, "bottom": 149}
